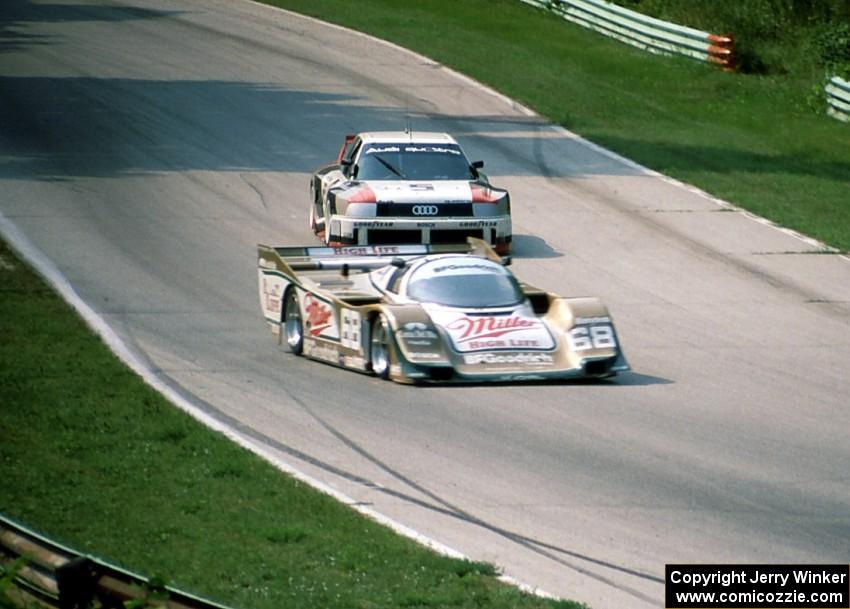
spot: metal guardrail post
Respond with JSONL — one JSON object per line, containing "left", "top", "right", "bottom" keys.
{"left": 518, "top": 0, "right": 736, "bottom": 69}
{"left": 1, "top": 514, "right": 236, "bottom": 609}
{"left": 826, "top": 76, "right": 850, "bottom": 122}
{"left": 55, "top": 557, "right": 99, "bottom": 609}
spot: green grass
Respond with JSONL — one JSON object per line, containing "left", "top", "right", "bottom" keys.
{"left": 616, "top": 0, "right": 850, "bottom": 76}
{"left": 0, "top": 239, "right": 581, "bottom": 609}
{"left": 263, "top": 0, "right": 850, "bottom": 251}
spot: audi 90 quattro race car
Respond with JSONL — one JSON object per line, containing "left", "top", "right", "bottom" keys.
{"left": 257, "top": 238, "right": 628, "bottom": 384}
{"left": 309, "top": 131, "right": 512, "bottom": 254}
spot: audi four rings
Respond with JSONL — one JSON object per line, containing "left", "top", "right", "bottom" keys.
{"left": 412, "top": 205, "right": 439, "bottom": 216}
{"left": 309, "top": 131, "right": 512, "bottom": 254}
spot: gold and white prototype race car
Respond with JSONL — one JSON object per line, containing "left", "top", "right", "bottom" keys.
{"left": 309, "top": 131, "right": 512, "bottom": 254}
{"left": 258, "top": 239, "right": 628, "bottom": 384}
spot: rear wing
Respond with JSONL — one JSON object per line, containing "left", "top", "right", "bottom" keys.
{"left": 258, "top": 238, "right": 507, "bottom": 274}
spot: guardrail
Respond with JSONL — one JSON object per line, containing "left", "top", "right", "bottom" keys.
{"left": 826, "top": 76, "right": 850, "bottom": 122}
{"left": 0, "top": 514, "right": 234, "bottom": 609}
{"left": 518, "top": 0, "right": 736, "bottom": 69}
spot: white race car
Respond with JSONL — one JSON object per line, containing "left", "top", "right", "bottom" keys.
{"left": 310, "top": 131, "right": 512, "bottom": 254}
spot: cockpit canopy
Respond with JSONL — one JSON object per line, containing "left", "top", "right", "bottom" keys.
{"left": 401, "top": 256, "right": 523, "bottom": 308}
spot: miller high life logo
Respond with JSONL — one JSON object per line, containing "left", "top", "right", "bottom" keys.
{"left": 304, "top": 294, "right": 333, "bottom": 336}
{"left": 446, "top": 316, "right": 538, "bottom": 343}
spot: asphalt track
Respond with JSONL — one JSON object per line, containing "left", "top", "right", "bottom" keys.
{"left": 2, "top": 1, "right": 849, "bottom": 607}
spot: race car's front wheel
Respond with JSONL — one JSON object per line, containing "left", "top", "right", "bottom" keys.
{"left": 369, "top": 315, "right": 393, "bottom": 380}
{"left": 283, "top": 288, "right": 304, "bottom": 355}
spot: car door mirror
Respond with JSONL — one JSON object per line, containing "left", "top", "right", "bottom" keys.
{"left": 340, "top": 158, "right": 353, "bottom": 178}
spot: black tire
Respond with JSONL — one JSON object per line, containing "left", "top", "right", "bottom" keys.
{"left": 369, "top": 315, "right": 393, "bottom": 379}
{"left": 283, "top": 288, "right": 304, "bottom": 355}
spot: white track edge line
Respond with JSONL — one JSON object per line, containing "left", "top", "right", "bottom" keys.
{"left": 249, "top": 0, "right": 847, "bottom": 260}
{"left": 0, "top": 212, "right": 556, "bottom": 600}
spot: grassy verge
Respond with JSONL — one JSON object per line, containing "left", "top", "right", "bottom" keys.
{"left": 615, "top": 0, "right": 850, "bottom": 76}
{"left": 264, "top": 0, "right": 850, "bottom": 251}
{"left": 0, "top": 238, "right": 579, "bottom": 609}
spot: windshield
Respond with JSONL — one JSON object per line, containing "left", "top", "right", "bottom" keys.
{"left": 356, "top": 144, "right": 474, "bottom": 181}
{"left": 405, "top": 259, "right": 524, "bottom": 308}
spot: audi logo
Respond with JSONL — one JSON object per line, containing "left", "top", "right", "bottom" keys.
{"left": 412, "top": 205, "right": 439, "bottom": 216}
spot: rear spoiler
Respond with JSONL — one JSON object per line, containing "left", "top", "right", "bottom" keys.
{"left": 258, "top": 238, "right": 507, "bottom": 272}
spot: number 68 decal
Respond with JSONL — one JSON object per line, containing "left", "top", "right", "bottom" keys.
{"left": 567, "top": 325, "right": 617, "bottom": 351}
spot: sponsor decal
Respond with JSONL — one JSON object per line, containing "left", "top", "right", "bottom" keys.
{"left": 397, "top": 322, "right": 439, "bottom": 341}
{"left": 303, "top": 294, "right": 333, "bottom": 336}
{"left": 354, "top": 221, "right": 395, "bottom": 228}
{"left": 432, "top": 310, "right": 557, "bottom": 353}
{"left": 259, "top": 273, "right": 285, "bottom": 317}
{"left": 303, "top": 339, "right": 340, "bottom": 364}
{"left": 333, "top": 245, "right": 401, "bottom": 256}
{"left": 431, "top": 263, "right": 498, "bottom": 275}
{"left": 459, "top": 221, "right": 498, "bottom": 228}
{"left": 408, "top": 352, "right": 442, "bottom": 360}
{"left": 365, "top": 146, "right": 400, "bottom": 154}
{"left": 463, "top": 353, "right": 555, "bottom": 365}
{"left": 574, "top": 316, "right": 612, "bottom": 325}
{"left": 462, "top": 338, "right": 543, "bottom": 350}
{"left": 412, "top": 205, "right": 439, "bottom": 216}
{"left": 403, "top": 146, "right": 461, "bottom": 155}
{"left": 447, "top": 316, "right": 538, "bottom": 342}
{"left": 343, "top": 355, "right": 367, "bottom": 370}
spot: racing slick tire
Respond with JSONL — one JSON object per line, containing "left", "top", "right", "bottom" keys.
{"left": 283, "top": 288, "right": 304, "bottom": 355}
{"left": 369, "top": 315, "right": 394, "bottom": 380}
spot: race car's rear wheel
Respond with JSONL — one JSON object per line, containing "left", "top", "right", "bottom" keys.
{"left": 283, "top": 288, "right": 304, "bottom": 355}
{"left": 369, "top": 315, "right": 392, "bottom": 380}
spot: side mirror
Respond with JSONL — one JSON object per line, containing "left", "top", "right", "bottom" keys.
{"left": 470, "top": 160, "right": 484, "bottom": 178}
